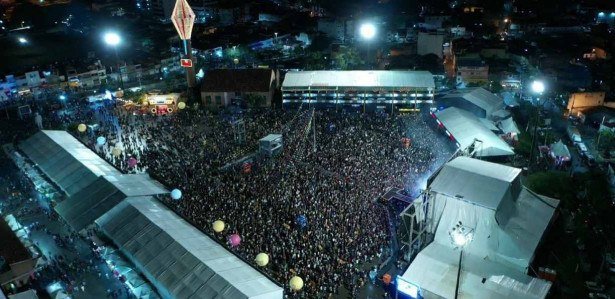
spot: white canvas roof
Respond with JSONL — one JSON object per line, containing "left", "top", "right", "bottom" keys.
{"left": 550, "top": 140, "right": 570, "bottom": 158}
{"left": 405, "top": 157, "right": 559, "bottom": 299}
{"left": 442, "top": 88, "right": 505, "bottom": 119}
{"left": 429, "top": 156, "right": 521, "bottom": 210}
{"left": 282, "top": 70, "right": 435, "bottom": 90}
{"left": 96, "top": 197, "right": 283, "bottom": 299}
{"left": 402, "top": 243, "right": 552, "bottom": 299}
{"left": 436, "top": 107, "right": 514, "bottom": 157}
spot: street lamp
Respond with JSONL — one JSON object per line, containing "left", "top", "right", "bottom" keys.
{"left": 18, "top": 37, "right": 28, "bottom": 44}
{"left": 103, "top": 31, "right": 123, "bottom": 89}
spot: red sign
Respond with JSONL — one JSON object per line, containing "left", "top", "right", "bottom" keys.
{"left": 180, "top": 59, "right": 193, "bottom": 68}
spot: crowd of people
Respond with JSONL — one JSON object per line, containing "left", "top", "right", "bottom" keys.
{"left": 3, "top": 97, "right": 455, "bottom": 297}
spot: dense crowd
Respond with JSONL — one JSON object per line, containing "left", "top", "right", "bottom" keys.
{"left": 6, "top": 99, "right": 455, "bottom": 297}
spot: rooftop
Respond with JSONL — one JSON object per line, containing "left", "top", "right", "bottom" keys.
{"left": 282, "top": 70, "right": 435, "bottom": 90}
{"left": 201, "top": 69, "right": 274, "bottom": 93}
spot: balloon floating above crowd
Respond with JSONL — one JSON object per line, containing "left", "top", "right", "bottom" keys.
{"left": 255, "top": 253, "right": 269, "bottom": 267}
{"left": 229, "top": 234, "right": 241, "bottom": 247}
{"left": 96, "top": 136, "right": 106, "bottom": 145}
{"left": 289, "top": 276, "right": 304, "bottom": 291}
{"left": 77, "top": 124, "right": 87, "bottom": 132}
{"left": 127, "top": 157, "right": 138, "bottom": 168}
{"left": 170, "top": 189, "right": 182, "bottom": 200}
{"left": 212, "top": 220, "right": 225, "bottom": 233}
{"left": 296, "top": 214, "right": 308, "bottom": 228}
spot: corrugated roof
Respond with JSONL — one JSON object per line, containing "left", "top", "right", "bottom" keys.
{"left": 436, "top": 107, "right": 514, "bottom": 157}
{"left": 282, "top": 70, "right": 435, "bottom": 89}
{"left": 442, "top": 88, "right": 505, "bottom": 119}
{"left": 19, "top": 131, "right": 120, "bottom": 196}
{"left": 201, "top": 69, "right": 274, "bottom": 92}
{"left": 96, "top": 197, "right": 283, "bottom": 299}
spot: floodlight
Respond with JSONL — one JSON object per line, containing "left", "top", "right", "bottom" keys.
{"left": 360, "top": 23, "right": 376, "bottom": 40}
{"left": 103, "top": 32, "right": 121, "bottom": 46}
{"left": 531, "top": 80, "right": 545, "bottom": 94}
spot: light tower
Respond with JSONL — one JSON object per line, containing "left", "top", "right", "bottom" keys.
{"left": 171, "top": 0, "right": 196, "bottom": 88}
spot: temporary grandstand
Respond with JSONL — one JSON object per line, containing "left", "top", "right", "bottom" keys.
{"left": 281, "top": 70, "right": 435, "bottom": 110}
{"left": 434, "top": 107, "right": 514, "bottom": 157}
{"left": 18, "top": 130, "right": 284, "bottom": 299}
{"left": 400, "top": 157, "right": 559, "bottom": 299}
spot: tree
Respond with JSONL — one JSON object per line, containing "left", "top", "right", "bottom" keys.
{"left": 333, "top": 47, "right": 362, "bottom": 70}
{"left": 596, "top": 129, "right": 615, "bottom": 152}
{"left": 303, "top": 51, "right": 328, "bottom": 70}
{"left": 526, "top": 171, "right": 576, "bottom": 209}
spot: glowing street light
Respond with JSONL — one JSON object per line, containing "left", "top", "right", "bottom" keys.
{"left": 360, "top": 23, "right": 376, "bottom": 40}
{"left": 103, "top": 31, "right": 124, "bottom": 89}
{"left": 531, "top": 80, "right": 545, "bottom": 94}
{"left": 103, "top": 32, "right": 121, "bottom": 46}
{"left": 18, "top": 37, "right": 28, "bottom": 44}
{"left": 450, "top": 222, "right": 473, "bottom": 299}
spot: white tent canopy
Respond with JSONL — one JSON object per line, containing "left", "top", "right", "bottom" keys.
{"left": 405, "top": 157, "right": 559, "bottom": 299}
{"left": 436, "top": 107, "right": 514, "bottom": 157}
{"left": 96, "top": 197, "right": 283, "bottom": 299}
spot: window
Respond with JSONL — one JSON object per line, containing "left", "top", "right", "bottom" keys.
{"left": 205, "top": 96, "right": 212, "bottom": 105}
{"left": 215, "top": 96, "right": 222, "bottom": 105}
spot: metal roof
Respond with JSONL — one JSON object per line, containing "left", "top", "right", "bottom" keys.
{"left": 436, "top": 107, "right": 514, "bottom": 157}
{"left": 19, "top": 130, "right": 120, "bottom": 196}
{"left": 96, "top": 197, "right": 283, "bottom": 299}
{"left": 442, "top": 88, "right": 505, "bottom": 119}
{"left": 282, "top": 70, "right": 435, "bottom": 89}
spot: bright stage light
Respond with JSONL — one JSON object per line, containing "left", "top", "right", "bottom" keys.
{"left": 103, "top": 32, "right": 121, "bottom": 46}
{"left": 360, "top": 23, "right": 376, "bottom": 40}
{"left": 531, "top": 80, "right": 545, "bottom": 94}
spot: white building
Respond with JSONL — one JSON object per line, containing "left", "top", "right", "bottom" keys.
{"left": 401, "top": 157, "right": 559, "bottom": 299}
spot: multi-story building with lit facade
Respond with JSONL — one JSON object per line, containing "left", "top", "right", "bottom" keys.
{"left": 281, "top": 70, "right": 435, "bottom": 112}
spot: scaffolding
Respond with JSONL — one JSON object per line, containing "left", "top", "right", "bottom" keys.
{"left": 231, "top": 119, "right": 246, "bottom": 144}
{"left": 399, "top": 191, "right": 437, "bottom": 261}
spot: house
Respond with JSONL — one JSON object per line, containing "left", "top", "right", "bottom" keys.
{"left": 456, "top": 56, "right": 489, "bottom": 86}
{"left": 200, "top": 69, "right": 278, "bottom": 108}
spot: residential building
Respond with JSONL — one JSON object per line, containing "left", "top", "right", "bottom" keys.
{"left": 201, "top": 69, "right": 278, "bottom": 108}
{"left": 456, "top": 56, "right": 489, "bottom": 86}
{"left": 417, "top": 31, "right": 445, "bottom": 58}
{"left": 66, "top": 60, "right": 107, "bottom": 88}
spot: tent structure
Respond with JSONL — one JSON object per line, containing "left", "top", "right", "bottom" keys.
{"left": 435, "top": 107, "right": 515, "bottom": 157}
{"left": 440, "top": 88, "right": 507, "bottom": 120}
{"left": 403, "top": 157, "right": 559, "bottom": 299}
{"left": 96, "top": 196, "right": 284, "bottom": 299}
{"left": 19, "top": 131, "right": 168, "bottom": 231}
{"left": 19, "top": 130, "right": 120, "bottom": 196}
